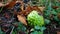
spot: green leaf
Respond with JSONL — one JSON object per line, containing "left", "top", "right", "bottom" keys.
{"left": 51, "top": 10, "right": 57, "bottom": 15}
{"left": 34, "top": 26, "right": 46, "bottom": 31}
{"left": 45, "top": 19, "right": 50, "bottom": 24}
{"left": 12, "top": 31, "right": 16, "bottom": 34}
{"left": 40, "top": 27, "right": 46, "bottom": 31}
{"left": 54, "top": 16, "right": 59, "bottom": 22}
{"left": 0, "top": 28, "right": 5, "bottom": 34}
{"left": 16, "top": 22, "right": 26, "bottom": 32}
{"left": 34, "top": 26, "right": 41, "bottom": 30}
{"left": 31, "top": 31, "right": 43, "bottom": 34}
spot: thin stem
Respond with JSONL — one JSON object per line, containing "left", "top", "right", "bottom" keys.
{"left": 0, "top": 7, "right": 3, "bottom": 12}
{"left": 0, "top": 0, "right": 7, "bottom": 12}
{"left": 10, "top": 26, "right": 15, "bottom": 34}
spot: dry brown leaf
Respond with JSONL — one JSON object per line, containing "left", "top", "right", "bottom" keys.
{"left": 58, "top": 0, "right": 60, "bottom": 2}
{"left": 52, "top": 6, "right": 59, "bottom": 9}
{"left": 57, "top": 31, "right": 60, "bottom": 34}
{"left": 5, "top": 0, "right": 17, "bottom": 9}
{"left": 38, "top": 7, "right": 45, "bottom": 12}
{"left": 0, "top": 3, "right": 5, "bottom": 7}
{"left": 0, "top": 0, "right": 16, "bottom": 7}
{"left": 58, "top": 13, "right": 60, "bottom": 19}
{"left": 17, "top": 15, "right": 27, "bottom": 25}
{"left": 19, "top": 6, "right": 45, "bottom": 16}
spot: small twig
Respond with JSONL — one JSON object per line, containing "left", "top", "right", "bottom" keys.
{"left": 10, "top": 26, "right": 15, "bottom": 34}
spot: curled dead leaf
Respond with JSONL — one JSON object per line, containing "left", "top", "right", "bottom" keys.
{"left": 52, "top": 6, "right": 59, "bottom": 9}
{"left": 17, "top": 15, "right": 27, "bottom": 25}
{"left": 58, "top": 13, "right": 60, "bottom": 19}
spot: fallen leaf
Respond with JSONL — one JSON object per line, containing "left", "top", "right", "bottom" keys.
{"left": 17, "top": 15, "right": 27, "bottom": 25}
{"left": 58, "top": 13, "right": 60, "bottom": 19}
{"left": 57, "top": 31, "right": 60, "bottom": 34}
{"left": 5, "top": 0, "right": 17, "bottom": 9}
{"left": 32, "top": 6, "right": 45, "bottom": 15}
{"left": 38, "top": 7, "right": 45, "bottom": 12}
{"left": 52, "top": 6, "right": 59, "bottom": 9}
{"left": 0, "top": 3, "right": 5, "bottom": 7}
